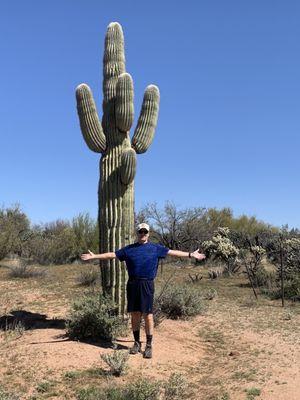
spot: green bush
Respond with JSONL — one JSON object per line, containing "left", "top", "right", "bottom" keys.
{"left": 154, "top": 284, "right": 205, "bottom": 320}
{"left": 66, "top": 294, "right": 127, "bottom": 341}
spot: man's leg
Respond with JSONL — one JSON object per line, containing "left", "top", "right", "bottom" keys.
{"left": 129, "top": 312, "right": 142, "bottom": 354}
{"left": 143, "top": 312, "right": 154, "bottom": 336}
{"left": 131, "top": 311, "right": 142, "bottom": 333}
{"left": 143, "top": 313, "right": 154, "bottom": 358}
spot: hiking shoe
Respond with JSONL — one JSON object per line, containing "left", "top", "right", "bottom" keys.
{"left": 143, "top": 344, "right": 152, "bottom": 359}
{"left": 129, "top": 341, "right": 142, "bottom": 354}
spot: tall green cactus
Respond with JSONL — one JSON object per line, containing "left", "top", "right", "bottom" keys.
{"left": 76, "top": 22, "right": 160, "bottom": 315}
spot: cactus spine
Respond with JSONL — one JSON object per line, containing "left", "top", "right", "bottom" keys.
{"left": 76, "top": 22, "right": 160, "bottom": 315}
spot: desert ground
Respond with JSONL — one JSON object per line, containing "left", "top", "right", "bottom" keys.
{"left": 0, "top": 260, "right": 299, "bottom": 400}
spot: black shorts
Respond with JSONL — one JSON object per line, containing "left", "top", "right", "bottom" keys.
{"left": 127, "top": 277, "right": 155, "bottom": 314}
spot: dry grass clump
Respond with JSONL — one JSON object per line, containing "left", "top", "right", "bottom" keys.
{"left": 101, "top": 350, "right": 129, "bottom": 376}
{"left": 8, "top": 263, "right": 46, "bottom": 279}
{"left": 76, "top": 269, "right": 99, "bottom": 286}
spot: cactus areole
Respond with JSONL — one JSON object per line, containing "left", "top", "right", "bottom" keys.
{"left": 76, "top": 22, "right": 160, "bottom": 315}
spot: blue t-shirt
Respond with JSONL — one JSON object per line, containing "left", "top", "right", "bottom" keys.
{"left": 115, "top": 242, "right": 169, "bottom": 279}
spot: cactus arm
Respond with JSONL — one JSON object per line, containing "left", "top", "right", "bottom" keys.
{"left": 115, "top": 73, "right": 134, "bottom": 133}
{"left": 120, "top": 148, "right": 136, "bottom": 185}
{"left": 132, "top": 85, "right": 160, "bottom": 154}
{"left": 76, "top": 84, "right": 106, "bottom": 153}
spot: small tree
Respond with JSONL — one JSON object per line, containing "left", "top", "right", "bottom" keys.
{"left": 0, "top": 205, "right": 31, "bottom": 260}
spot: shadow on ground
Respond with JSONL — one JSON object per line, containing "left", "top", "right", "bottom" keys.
{"left": 0, "top": 310, "right": 66, "bottom": 330}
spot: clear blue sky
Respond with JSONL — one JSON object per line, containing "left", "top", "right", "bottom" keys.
{"left": 1, "top": 1, "right": 299, "bottom": 228}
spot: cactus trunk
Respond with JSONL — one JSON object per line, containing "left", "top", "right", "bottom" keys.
{"left": 76, "top": 22, "right": 160, "bottom": 315}
{"left": 99, "top": 141, "right": 134, "bottom": 314}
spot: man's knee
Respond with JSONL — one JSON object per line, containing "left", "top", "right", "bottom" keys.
{"left": 131, "top": 311, "right": 142, "bottom": 317}
{"left": 143, "top": 313, "right": 153, "bottom": 320}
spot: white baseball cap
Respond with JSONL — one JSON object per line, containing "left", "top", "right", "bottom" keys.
{"left": 136, "top": 223, "right": 150, "bottom": 232}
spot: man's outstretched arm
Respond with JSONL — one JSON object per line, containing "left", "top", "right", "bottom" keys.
{"left": 81, "top": 250, "right": 116, "bottom": 261}
{"left": 168, "top": 249, "right": 206, "bottom": 261}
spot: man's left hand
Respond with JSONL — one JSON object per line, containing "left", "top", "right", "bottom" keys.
{"left": 191, "top": 249, "right": 206, "bottom": 261}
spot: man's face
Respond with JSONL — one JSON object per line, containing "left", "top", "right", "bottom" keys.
{"left": 137, "top": 229, "right": 149, "bottom": 243}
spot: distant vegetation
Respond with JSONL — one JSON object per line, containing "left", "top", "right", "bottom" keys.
{"left": 0, "top": 205, "right": 98, "bottom": 265}
{"left": 1, "top": 203, "right": 300, "bottom": 302}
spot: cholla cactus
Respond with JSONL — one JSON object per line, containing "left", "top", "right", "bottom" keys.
{"left": 284, "top": 238, "right": 300, "bottom": 276}
{"left": 202, "top": 227, "right": 239, "bottom": 274}
{"left": 76, "top": 23, "right": 160, "bottom": 314}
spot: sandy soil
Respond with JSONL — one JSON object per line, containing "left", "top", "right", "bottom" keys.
{"left": 0, "top": 262, "right": 299, "bottom": 399}
{"left": 0, "top": 301, "right": 299, "bottom": 400}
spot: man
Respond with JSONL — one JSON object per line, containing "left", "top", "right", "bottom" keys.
{"left": 81, "top": 223, "right": 206, "bottom": 359}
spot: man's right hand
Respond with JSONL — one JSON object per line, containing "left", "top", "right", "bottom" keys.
{"left": 80, "top": 250, "right": 95, "bottom": 261}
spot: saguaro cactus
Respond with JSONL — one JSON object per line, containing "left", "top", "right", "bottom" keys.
{"left": 76, "top": 22, "right": 160, "bottom": 315}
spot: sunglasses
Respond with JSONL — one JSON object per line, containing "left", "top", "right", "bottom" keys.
{"left": 138, "top": 229, "right": 149, "bottom": 234}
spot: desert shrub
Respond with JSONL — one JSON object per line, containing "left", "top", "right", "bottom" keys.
{"left": 76, "top": 375, "right": 190, "bottom": 400}
{"left": 264, "top": 274, "right": 300, "bottom": 301}
{"left": 0, "top": 205, "right": 31, "bottom": 260}
{"left": 124, "top": 379, "right": 161, "bottom": 400}
{"left": 0, "top": 387, "right": 19, "bottom": 400}
{"left": 29, "top": 221, "right": 77, "bottom": 265}
{"left": 245, "top": 387, "right": 261, "bottom": 399}
{"left": 254, "top": 267, "right": 276, "bottom": 288}
{"left": 283, "top": 275, "right": 300, "bottom": 300}
{"left": 76, "top": 387, "right": 104, "bottom": 400}
{"left": 72, "top": 213, "right": 99, "bottom": 255}
{"left": 66, "top": 294, "right": 127, "bottom": 341}
{"left": 101, "top": 350, "right": 129, "bottom": 376}
{"left": 8, "top": 261, "right": 46, "bottom": 279}
{"left": 76, "top": 269, "right": 99, "bottom": 286}
{"left": 154, "top": 284, "right": 205, "bottom": 320}
{"left": 202, "top": 288, "right": 218, "bottom": 300}
{"left": 164, "top": 372, "right": 188, "bottom": 399}
{"left": 76, "top": 380, "right": 160, "bottom": 400}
